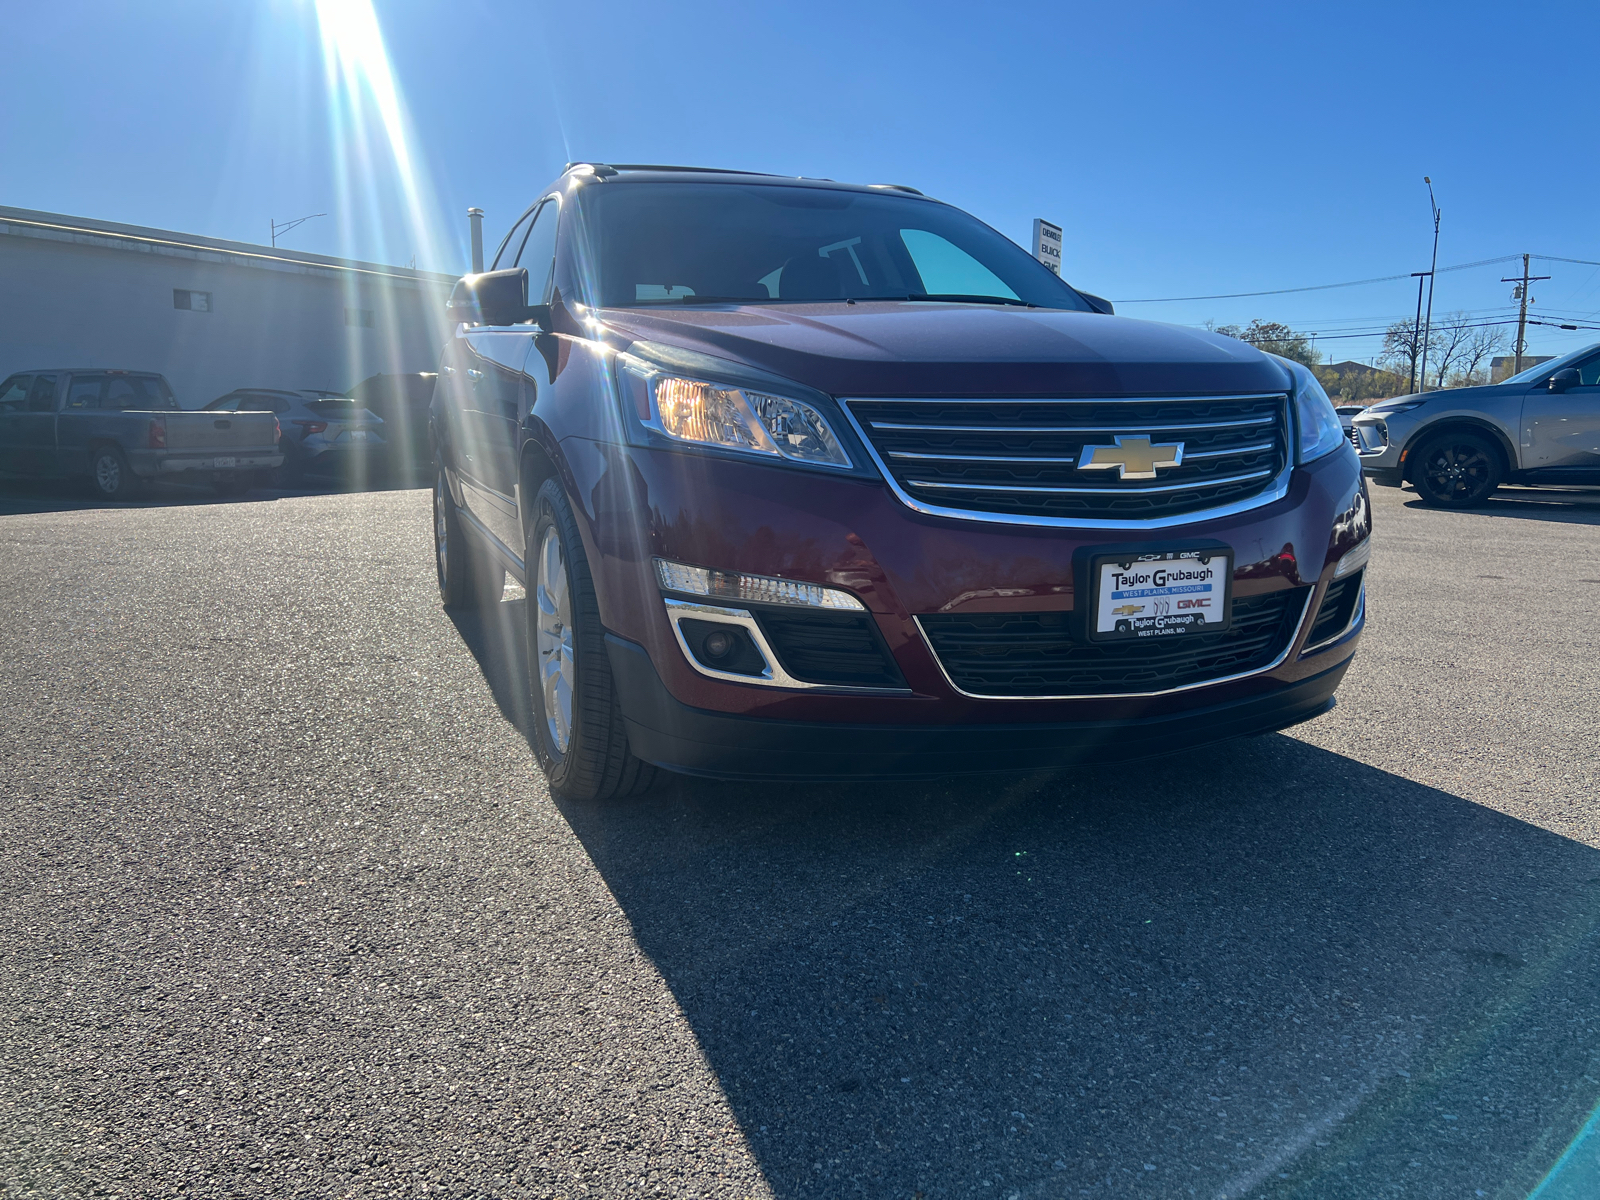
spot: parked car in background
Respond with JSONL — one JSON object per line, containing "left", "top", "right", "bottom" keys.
{"left": 0, "top": 369, "right": 282, "bottom": 499}
{"left": 1335, "top": 404, "right": 1367, "bottom": 451}
{"left": 1355, "top": 343, "right": 1600, "bottom": 506}
{"left": 347, "top": 372, "right": 436, "bottom": 474}
{"left": 204, "top": 389, "right": 384, "bottom": 482}
{"left": 430, "top": 163, "right": 1368, "bottom": 801}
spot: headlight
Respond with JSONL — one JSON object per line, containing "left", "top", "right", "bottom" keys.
{"left": 1284, "top": 359, "right": 1345, "bottom": 465}
{"left": 626, "top": 370, "right": 851, "bottom": 468}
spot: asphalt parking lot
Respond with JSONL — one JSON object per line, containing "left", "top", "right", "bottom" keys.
{"left": 3, "top": 479, "right": 1599, "bottom": 1200}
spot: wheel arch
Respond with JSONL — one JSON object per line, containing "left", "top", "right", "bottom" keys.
{"left": 1401, "top": 417, "right": 1516, "bottom": 483}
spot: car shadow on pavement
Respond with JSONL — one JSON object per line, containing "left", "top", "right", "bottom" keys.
{"left": 1397, "top": 486, "right": 1600, "bottom": 525}
{"left": 447, "top": 592, "right": 1600, "bottom": 1200}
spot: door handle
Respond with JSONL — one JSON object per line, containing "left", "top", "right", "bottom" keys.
{"left": 466, "top": 369, "right": 485, "bottom": 383}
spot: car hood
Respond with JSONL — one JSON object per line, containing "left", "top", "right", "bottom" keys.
{"left": 595, "top": 302, "right": 1291, "bottom": 397}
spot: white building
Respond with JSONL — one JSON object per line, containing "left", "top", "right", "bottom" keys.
{"left": 0, "top": 205, "right": 454, "bottom": 408}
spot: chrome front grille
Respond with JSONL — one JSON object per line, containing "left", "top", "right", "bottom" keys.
{"left": 842, "top": 394, "right": 1291, "bottom": 525}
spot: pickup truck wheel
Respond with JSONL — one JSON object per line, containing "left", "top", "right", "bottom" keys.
{"left": 434, "top": 470, "right": 490, "bottom": 609}
{"left": 88, "top": 446, "right": 141, "bottom": 501}
{"left": 525, "top": 478, "right": 657, "bottom": 802}
{"left": 1412, "top": 431, "right": 1502, "bottom": 508}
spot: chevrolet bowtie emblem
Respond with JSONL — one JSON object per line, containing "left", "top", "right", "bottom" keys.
{"left": 1077, "top": 435, "right": 1185, "bottom": 480}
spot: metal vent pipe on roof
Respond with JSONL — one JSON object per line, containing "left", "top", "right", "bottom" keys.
{"left": 467, "top": 207, "right": 484, "bottom": 273}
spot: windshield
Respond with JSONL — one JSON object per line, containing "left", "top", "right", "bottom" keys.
{"left": 1499, "top": 341, "right": 1599, "bottom": 386}
{"left": 576, "top": 183, "right": 1092, "bottom": 311}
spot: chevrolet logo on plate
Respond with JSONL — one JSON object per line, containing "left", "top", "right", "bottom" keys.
{"left": 1077, "top": 435, "right": 1185, "bottom": 481}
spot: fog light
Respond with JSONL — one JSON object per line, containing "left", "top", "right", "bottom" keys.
{"left": 654, "top": 557, "right": 865, "bottom": 610}
{"left": 702, "top": 629, "right": 736, "bottom": 660}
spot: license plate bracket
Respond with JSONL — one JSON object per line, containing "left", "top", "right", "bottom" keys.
{"left": 1088, "top": 547, "right": 1233, "bottom": 642}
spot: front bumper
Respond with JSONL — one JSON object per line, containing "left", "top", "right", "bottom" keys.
{"left": 608, "top": 632, "right": 1349, "bottom": 778}
{"left": 570, "top": 438, "right": 1368, "bottom": 770}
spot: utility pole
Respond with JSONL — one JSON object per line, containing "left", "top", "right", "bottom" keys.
{"left": 1408, "top": 272, "right": 1429, "bottom": 395}
{"left": 1418, "top": 178, "right": 1441, "bottom": 391}
{"left": 1501, "top": 254, "right": 1551, "bottom": 374}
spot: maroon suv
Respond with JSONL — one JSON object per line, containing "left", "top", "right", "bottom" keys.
{"left": 431, "top": 164, "right": 1369, "bottom": 800}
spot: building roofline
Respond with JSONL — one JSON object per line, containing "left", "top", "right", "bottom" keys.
{"left": 0, "top": 205, "right": 457, "bottom": 286}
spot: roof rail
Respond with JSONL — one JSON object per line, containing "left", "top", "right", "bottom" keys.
{"left": 565, "top": 162, "right": 787, "bottom": 179}
{"left": 869, "top": 183, "right": 925, "bottom": 196}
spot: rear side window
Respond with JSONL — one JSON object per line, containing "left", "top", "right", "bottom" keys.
{"left": 308, "top": 399, "right": 363, "bottom": 418}
{"left": 207, "top": 395, "right": 243, "bottom": 412}
{"left": 234, "top": 394, "right": 289, "bottom": 413}
{"left": 27, "top": 374, "right": 60, "bottom": 412}
{"left": 65, "top": 375, "right": 108, "bottom": 409}
{"left": 0, "top": 376, "right": 31, "bottom": 412}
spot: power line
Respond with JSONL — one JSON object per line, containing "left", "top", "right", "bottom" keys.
{"left": 1113, "top": 255, "right": 1523, "bottom": 304}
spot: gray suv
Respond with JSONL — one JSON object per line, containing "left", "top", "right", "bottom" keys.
{"left": 1355, "top": 342, "right": 1600, "bottom": 506}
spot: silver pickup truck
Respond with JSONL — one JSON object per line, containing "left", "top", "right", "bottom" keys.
{"left": 0, "top": 369, "right": 283, "bottom": 499}
{"left": 1354, "top": 342, "right": 1600, "bottom": 506}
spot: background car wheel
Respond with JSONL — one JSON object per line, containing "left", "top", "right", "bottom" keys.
{"left": 1411, "top": 431, "right": 1502, "bottom": 508}
{"left": 433, "top": 470, "right": 500, "bottom": 609}
{"left": 87, "top": 445, "right": 140, "bottom": 501}
{"left": 525, "top": 477, "right": 657, "bottom": 802}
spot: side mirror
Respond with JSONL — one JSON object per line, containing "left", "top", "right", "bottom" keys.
{"left": 1078, "top": 291, "right": 1115, "bottom": 315}
{"left": 446, "top": 268, "right": 550, "bottom": 328}
{"left": 1547, "top": 367, "right": 1581, "bottom": 394}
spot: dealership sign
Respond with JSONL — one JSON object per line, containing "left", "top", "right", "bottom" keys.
{"left": 1032, "top": 219, "right": 1063, "bottom": 276}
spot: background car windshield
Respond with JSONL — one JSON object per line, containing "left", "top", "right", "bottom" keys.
{"left": 579, "top": 183, "right": 1092, "bottom": 311}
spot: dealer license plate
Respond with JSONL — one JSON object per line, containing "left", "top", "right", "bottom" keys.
{"left": 1090, "top": 549, "right": 1232, "bottom": 642}
{"left": 214, "top": 457, "right": 237, "bottom": 469}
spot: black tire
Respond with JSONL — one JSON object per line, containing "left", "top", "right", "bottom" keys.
{"left": 433, "top": 470, "right": 501, "bottom": 609}
{"left": 87, "top": 445, "right": 141, "bottom": 501}
{"left": 1411, "top": 430, "right": 1503, "bottom": 508}
{"left": 524, "top": 477, "right": 657, "bottom": 802}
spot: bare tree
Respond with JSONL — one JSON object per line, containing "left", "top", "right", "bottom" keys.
{"left": 1379, "top": 319, "right": 1433, "bottom": 390}
{"left": 1449, "top": 323, "right": 1510, "bottom": 387}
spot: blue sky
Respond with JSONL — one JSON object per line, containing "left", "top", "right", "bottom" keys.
{"left": 6, "top": 0, "right": 1599, "bottom": 363}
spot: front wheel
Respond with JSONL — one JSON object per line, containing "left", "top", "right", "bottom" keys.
{"left": 88, "top": 446, "right": 141, "bottom": 501}
{"left": 1411, "top": 431, "right": 1502, "bottom": 508}
{"left": 433, "top": 470, "right": 500, "bottom": 609}
{"left": 525, "top": 478, "right": 656, "bottom": 802}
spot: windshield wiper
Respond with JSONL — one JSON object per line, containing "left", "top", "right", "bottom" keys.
{"left": 907, "top": 293, "right": 1038, "bottom": 308}
{"left": 631, "top": 294, "right": 771, "bottom": 305}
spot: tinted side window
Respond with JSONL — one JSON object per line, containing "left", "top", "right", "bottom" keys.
{"left": 516, "top": 199, "right": 560, "bottom": 303}
{"left": 491, "top": 207, "right": 536, "bottom": 271}
{"left": 26, "top": 374, "right": 59, "bottom": 412}
{"left": 209, "top": 395, "right": 243, "bottom": 412}
{"left": 0, "top": 376, "right": 34, "bottom": 412}
{"left": 1574, "top": 352, "right": 1600, "bottom": 387}
{"left": 65, "top": 375, "right": 108, "bottom": 410}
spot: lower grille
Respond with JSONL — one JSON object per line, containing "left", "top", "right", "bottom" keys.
{"left": 753, "top": 609, "right": 906, "bottom": 690}
{"left": 918, "top": 589, "right": 1309, "bottom": 697}
{"left": 1306, "top": 570, "right": 1363, "bottom": 648}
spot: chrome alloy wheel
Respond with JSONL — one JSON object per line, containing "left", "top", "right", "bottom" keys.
{"left": 534, "top": 524, "right": 575, "bottom": 754}
{"left": 95, "top": 453, "right": 121, "bottom": 495}
{"left": 433, "top": 473, "right": 450, "bottom": 588}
